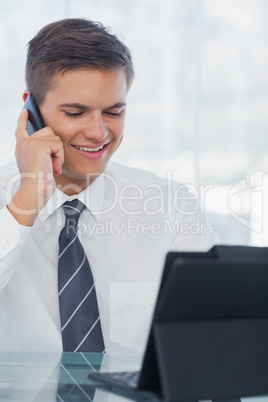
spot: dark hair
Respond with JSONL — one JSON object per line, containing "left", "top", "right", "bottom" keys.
{"left": 25, "top": 18, "right": 134, "bottom": 105}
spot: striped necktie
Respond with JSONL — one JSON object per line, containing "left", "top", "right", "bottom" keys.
{"left": 57, "top": 353, "right": 102, "bottom": 401}
{"left": 58, "top": 199, "right": 105, "bottom": 352}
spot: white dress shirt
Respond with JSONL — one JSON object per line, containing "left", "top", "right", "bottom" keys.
{"left": 0, "top": 160, "right": 217, "bottom": 353}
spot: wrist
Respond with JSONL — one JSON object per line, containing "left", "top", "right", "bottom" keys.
{"left": 7, "top": 183, "right": 50, "bottom": 226}
{"left": 7, "top": 191, "right": 38, "bottom": 226}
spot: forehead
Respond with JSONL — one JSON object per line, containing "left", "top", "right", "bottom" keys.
{"left": 41, "top": 68, "right": 128, "bottom": 108}
{"left": 49, "top": 68, "right": 128, "bottom": 95}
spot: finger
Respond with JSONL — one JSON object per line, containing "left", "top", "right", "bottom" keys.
{"left": 15, "top": 109, "right": 29, "bottom": 143}
{"left": 52, "top": 143, "right": 65, "bottom": 175}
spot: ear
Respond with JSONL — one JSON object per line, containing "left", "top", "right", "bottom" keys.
{"left": 22, "top": 90, "right": 30, "bottom": 103}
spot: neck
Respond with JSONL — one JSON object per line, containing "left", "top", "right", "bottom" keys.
{"left": 54, "top": 175, "right": 97, "bottom": 195}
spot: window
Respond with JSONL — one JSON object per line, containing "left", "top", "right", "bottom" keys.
{"left": 1, "top": 0, "right": 267, "bottom": 245}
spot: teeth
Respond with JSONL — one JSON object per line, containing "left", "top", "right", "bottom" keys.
{"left": 75, "top": 145, "right": 104, "bottom": 152}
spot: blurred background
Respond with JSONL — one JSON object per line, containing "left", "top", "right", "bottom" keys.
{"left": 0, "top": 0, "right": 267, "bottom": 245}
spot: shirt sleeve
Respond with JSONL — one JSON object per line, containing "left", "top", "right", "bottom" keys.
{"left": 169, "top": 184, "right": 219, "bottom": 252}
{"left": 0, "top": 206, "right": 32, "bottom": 293}
{"left": 170, "top": 211, "right": 219, "bottom": 251}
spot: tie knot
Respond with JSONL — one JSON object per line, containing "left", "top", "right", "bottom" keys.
{"left": 62, "top": 199, "right": 85, "bottom": 226}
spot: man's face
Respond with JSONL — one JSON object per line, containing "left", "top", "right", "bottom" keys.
{"left": 39, "top": 68, "right": 128, "bottom": 194}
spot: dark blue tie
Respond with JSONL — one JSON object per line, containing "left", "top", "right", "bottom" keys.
{"left": 58, "top": 199, "right": 105, "bottom": 352}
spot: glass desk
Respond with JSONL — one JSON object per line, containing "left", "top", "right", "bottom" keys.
{"left": 0, "top": 351, "right": 159, "bottom": 401}
{"left": 1, "top": 351, "right": 268, "bottom": 402}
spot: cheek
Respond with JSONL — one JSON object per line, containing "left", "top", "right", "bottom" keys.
{"left": 52, "top": 120, "right": 79, "bottom": 142}
{"left": 112, "top": 119, "right": 125, "bottom": 139}
{"left": 112, "top": 124, "right": 124, "bottom": 150}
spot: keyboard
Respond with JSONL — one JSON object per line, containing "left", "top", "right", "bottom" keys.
{"left": 89, "top": 370, "right": 140, "bottom": 390}
{"left": 88, "top": 370, "right": 163, "bottom": 401}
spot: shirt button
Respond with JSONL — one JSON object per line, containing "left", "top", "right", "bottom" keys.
{"left": 2, "top": 235, "right": 11, "bottom": 245}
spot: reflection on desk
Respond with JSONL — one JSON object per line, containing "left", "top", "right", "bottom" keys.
{"left": 0, "top": 351, "right": 158, "bottom": 401}
{"left": 2, "top": 351, "right": 268, "bottom": 402}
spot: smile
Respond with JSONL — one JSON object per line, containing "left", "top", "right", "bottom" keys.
{"left": 74, "top": 145, "right": 105, "bottom": 152}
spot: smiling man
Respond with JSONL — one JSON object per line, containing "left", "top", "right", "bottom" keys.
{"left": 0, "top": 18, "right": 217, "bottom": 353}
{"left": 14, "top": 68, "right": 128, "bottom": 225}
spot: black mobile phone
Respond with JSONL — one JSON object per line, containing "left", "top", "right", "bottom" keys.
{"left": 22, "top": 93, "right": 44, "bottom": 135}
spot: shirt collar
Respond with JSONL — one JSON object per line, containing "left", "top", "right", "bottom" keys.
{"left": 38, "top": 173, "right": 106, "bottom": 223}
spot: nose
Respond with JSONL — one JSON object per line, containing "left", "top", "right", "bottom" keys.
{"left": 83, "top": 111, "right": 109, "bottom": 141}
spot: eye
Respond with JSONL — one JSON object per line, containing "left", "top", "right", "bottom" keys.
{"left": 64, "top": 111, "right": 84, "bottom": 118}
{"left": 105, "top": 110, "right": 124, "bottom": 117}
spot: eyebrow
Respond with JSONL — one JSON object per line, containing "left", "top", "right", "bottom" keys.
{"left": 106, "top": 102, "right": 127, "bottom": 110}
{"left": 59, "top": 103, "right": 89, "bottom": 110}
{"left": 58, "top": 102, "right": 126, "bottom": 110}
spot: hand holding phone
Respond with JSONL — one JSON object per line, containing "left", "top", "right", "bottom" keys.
{"left": 22, "top": 93, "right": 44, "bottom": 135}
{"left": 20, "top": 95, "right": 63, "bottom": 174}
{"left": 8, "top": 94, "right": 64, "bottom": 226}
